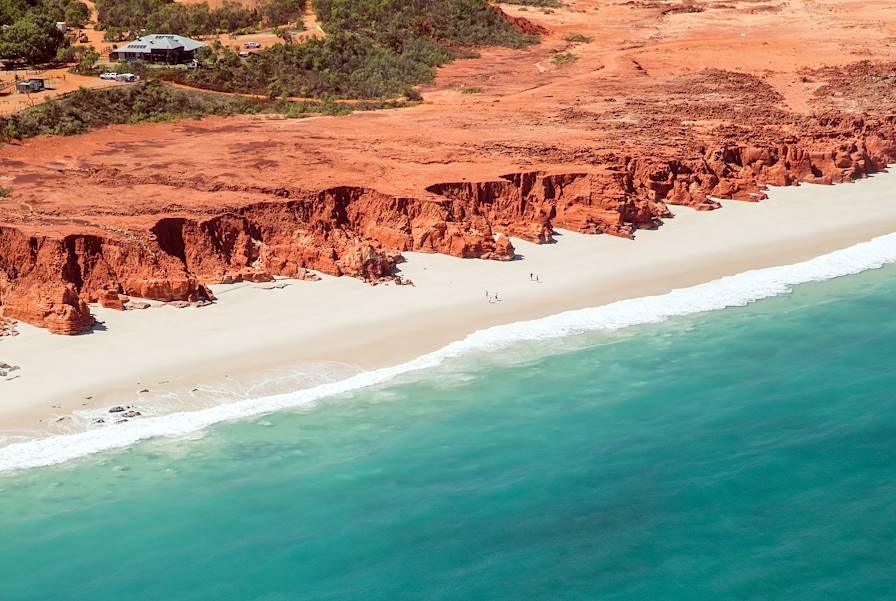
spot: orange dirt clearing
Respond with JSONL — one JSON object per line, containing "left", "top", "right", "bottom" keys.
{"left": 0, "top": 67, "right": 125, "bottom": 116}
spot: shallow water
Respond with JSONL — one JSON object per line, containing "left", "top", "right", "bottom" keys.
{"left": 2, "top": 265, "right": 896, "bottom": 600}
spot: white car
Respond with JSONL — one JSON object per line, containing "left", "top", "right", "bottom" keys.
{"left": 99, "top": 72, "right": 118, "bottom": 80}
{"left": 244, "top": 41, "right": 261, "bottom": 49}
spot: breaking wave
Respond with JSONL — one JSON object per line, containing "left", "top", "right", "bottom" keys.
{"left": 3, "top": 232, "right": 896, "bottom": 473}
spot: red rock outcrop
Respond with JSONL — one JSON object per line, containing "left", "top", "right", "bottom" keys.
{"left": 0, "top": 110, "right": 896, "bottom": 334}
{"left": 99, "top": 289, "right": 126, "bottom": 311}
{"left": 2, "top": 282, "right": 95, "bottom": 335}
{"left": 0, "top": 167, "right": 679, "bottom": 333}
{"left": 493, "top": 5, "right": 548, "bottom": 36}
{"left": 613, "top": 125, "right": 896, "bottom": 210}
{"left": 4, "top": 122, "right": 895, "bottom": 336}
{"left": 4, "top": 112, "right": 896, "bottom": 336}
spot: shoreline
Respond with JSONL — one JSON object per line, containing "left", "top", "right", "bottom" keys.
{"left": 2, "top": 172, "right": 896, "bottom": 458}
{"left": 2, "top": 230, "right": 896, "bottom": 472}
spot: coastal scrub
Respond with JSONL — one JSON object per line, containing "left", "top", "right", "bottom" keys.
{"left": 171, "top": 0, "right": 538, "bottom": 99}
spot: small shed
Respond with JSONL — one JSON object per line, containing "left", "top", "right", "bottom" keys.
{"left": 16, "top": 78, "right": 45, "bottom": 94}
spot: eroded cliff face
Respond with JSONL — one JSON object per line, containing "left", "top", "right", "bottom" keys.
{"left": 3, "top": 119, "right": 895, "bottom": 336}
{"left": 618, "top": 122, "right": 896, "bottom": 209}
{"left": 0, "top": 182, "right": 520, "bottom": 334}
{"left": 0, "top": 229, "right": 97, "bottom": 334}
{"left": 4, "top": 0, "right": 896, "bottom": 338}
{"left": 2, "top": 170, "right": 659, "bottom": 333}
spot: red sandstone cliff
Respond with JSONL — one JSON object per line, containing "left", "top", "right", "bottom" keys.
{"left": 3, "top": 122, "right": 895, "bottom": 336}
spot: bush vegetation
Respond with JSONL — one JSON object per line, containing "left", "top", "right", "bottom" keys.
{"left": 0, "top": 0, "right": 78, "bottom": 64}
{"left": 2, "top": 0, "right": 540, "bottom": 131}
{"left": 260, "top": 0, "right": 304, "bottom": 28}
{"left": 173, "top": 0, "right": 537, "bottom": 99}
{"left": 167, "top": 34, "right": 445, "bottom": 99}
{"left": 1, "top": 0, "right": 89, "bottom": 28}
{"left": 564, "top": 33, "right": 591, "bottom": 43}
{"left": 94, "top": 0, "right": 304, "bottom": 38}
{"left": 0, "top": 0, "right": 91, "bottom": 64}
{"left": 56, "top": 42, "right": 96, "bottom": 65}
{"left": 552, "top": 52, "right": 577, "bottom": 65}
{"left": 0, "top": 80, "right": 408, "bottom": 140}
{"left": 500, "top": 0, "right": 560, "bottom": 7}
{"left": 1, "top": 80, "right": 263, "bottom": 138}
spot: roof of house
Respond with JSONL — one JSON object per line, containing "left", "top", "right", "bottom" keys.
{"left": 113, "top": 34, "right": 207, "bottom": 55}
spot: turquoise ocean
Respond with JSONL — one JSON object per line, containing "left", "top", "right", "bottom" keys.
{"left": 2, "top": 239, "right": 896, "bottom": 600}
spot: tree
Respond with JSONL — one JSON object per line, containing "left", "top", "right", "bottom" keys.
{"left": 3, "top": 119, "right": 21, "bottom": 143}
{"left": 261, "top": 0, "right": 302, "bottom": 27}
{"left": 64, "top": 2, "right": 91, "bottom": 28}
{"left": 272, "top": 26, "right": 293, "bottom": 45}
{"left": 0, "top": 14, "right": 65, "bottom": 64}
{"left": 0, "top": 0, "right": 26, "bottom": 27}
{"left": 74, "top": 46, "right": 100, "bottom": 73}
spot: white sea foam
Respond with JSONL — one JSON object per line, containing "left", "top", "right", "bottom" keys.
{"left": 3, "top": 232, "right": 896, "bottom": 473}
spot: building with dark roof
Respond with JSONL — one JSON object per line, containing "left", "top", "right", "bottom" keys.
{"left": 110, "top": 35, "right": 207, "bottom": 64}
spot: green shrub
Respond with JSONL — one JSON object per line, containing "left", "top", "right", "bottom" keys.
{"left": 552, "top": 52, "right": 577, "bottom": 65}
{"left": 403, "top": 87, "right": 422, "bottom": 101}
{"left": 285, "top": 102, "right": 309, "bottom": 118}
{"left": 500, "top": 0, "right": 560, "bottom": 6}
{"left": 64, "top": 1, "right": 89, "bottom": 27}
{"left": 169, "top": 32, "right": 445, "bottom": 99}
{"left": 564, "top": 33, "right": 592, "bottom": 43}
{"left": 57, "top": 44, "right": 99, "bottom": 70}
{"left": 260, "top": 0, "right": 303, "bottom": 26}
{"left": 451, "top": 48, "right": 481, "bottom": 60}
{"left": 72, "top": 47, "right": 100, "bottom": 74}
{"left": 102, "top": 27, "right": 127, "bottom": 42}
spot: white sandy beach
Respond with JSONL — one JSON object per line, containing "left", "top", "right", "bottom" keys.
{"left": 2, "top": 172, "right": 896, "bottom": 441}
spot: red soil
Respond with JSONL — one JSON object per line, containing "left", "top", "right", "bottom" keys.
{"left": 2, "top": 0, "right": 896, "bottom": 333}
